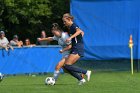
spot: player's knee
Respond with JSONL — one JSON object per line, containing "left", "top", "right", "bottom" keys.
{"left": 55, "top": 63, "right": 62, "bottom": 70}
{"left": 55, "top": 66, "right": 60, "bottom": 71}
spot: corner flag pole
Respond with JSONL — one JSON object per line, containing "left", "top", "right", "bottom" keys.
{"left": 129, "top": 35, "right": 134, "bottom": 75}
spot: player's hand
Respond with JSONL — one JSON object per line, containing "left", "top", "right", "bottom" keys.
{"left": 66, "top": 37, "right": 71, "bottom": 42}
{"left": 59, "top": 50, "right": 64, "bottom": 53}
{"left": 37, "top": 38, "right": 42, "bottom": 41}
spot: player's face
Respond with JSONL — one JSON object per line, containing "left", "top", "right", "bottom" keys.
{"left": 52, "top": 30, "right": 61, "bottom": 37}
{"left": 63, "top": 18, "right": 71, "bottom": 26}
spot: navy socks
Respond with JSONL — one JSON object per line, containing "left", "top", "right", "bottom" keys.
{"left": 66, "top": 70, "right": 83, "bottom": 80}
{"left": 63, "top": 64, "right": 87, "bottom": 80}
{"left": 64, "top": 64, "right": 87, "bottom": 74}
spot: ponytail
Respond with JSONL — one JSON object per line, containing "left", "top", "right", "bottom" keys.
{"left": 51, "top": 23, "right": 62, "bottom": 32}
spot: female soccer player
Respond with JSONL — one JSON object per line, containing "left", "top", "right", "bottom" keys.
{"left": 38, "top": 23, "right": 72, "bottom": 81}
{"left": 62, "top": 13, "right": 91, "bottom": 85}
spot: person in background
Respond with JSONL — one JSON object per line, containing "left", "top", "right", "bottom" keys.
{"left": 0, "top": 31, "right": 13, "bottom": 51}
{"left": 10, "top": 35, "right": 23, "bottom": 47}
{"left": 36, "top": 30, "right": 50, "bottom": 45}
{"left": 24, "top": 38, "right": 36, "bottom": 47}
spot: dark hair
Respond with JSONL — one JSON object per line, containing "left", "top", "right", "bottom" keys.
{"left": 51, "top": 23, "right": 62, "bottom": 32}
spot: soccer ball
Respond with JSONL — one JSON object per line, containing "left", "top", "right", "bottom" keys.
{"left": 0, "top": 73, "right": 4, "bottom": 82}
{"left": 45, "top": 77, "right": 55, "bottom": 85}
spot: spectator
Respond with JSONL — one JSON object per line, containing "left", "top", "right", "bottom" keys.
{"left": 24, "top": 38, "right": 36, "bottom": 47}
{"left": 36, "top": 30, "right": 49, "bottom": 45}
{"left": 0, "top": 31, "right": 13, "bottom": 51}
{"left": 10, "top": 35, "right": 23, "bottom": 47}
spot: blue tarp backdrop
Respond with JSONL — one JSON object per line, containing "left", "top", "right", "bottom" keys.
{"left": 1, "top": 0, "right": 140, "bottom": 74}
{"left": 0, "top": 46, "right": 62, "bottom": 74}
{"left": 70, "top": 0, "right": 140, "bottom": 60}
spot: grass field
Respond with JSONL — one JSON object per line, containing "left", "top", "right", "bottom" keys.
{"left": 0, "top": 72, "right": 140, "bottom": 93}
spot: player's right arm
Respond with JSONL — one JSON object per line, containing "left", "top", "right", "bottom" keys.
{"left": 38, "top": 37, "right": 53, "bottom": 42}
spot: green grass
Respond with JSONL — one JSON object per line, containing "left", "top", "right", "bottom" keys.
{"left": 0, "top": 72, "right": 140, "bottom": 93}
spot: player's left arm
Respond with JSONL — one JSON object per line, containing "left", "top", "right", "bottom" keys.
{"left": 60, "top": 44, "right": 72, "bottom": 53}
{"left": 71, "top": 28, "right": 84, "bottom": 39}
{"left": 66, "top": 28, "right": 84, "bottom": 42}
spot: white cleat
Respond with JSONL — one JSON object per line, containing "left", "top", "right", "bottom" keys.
{"left": 78, "top": 79, "right": 86, "bottom": 85}
{"left": 86, "top": 70, "right": 91, "bottom": 81}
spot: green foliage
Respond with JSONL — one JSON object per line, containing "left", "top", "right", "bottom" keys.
{"left": 2, "top": 0, "right": 51, "bottom": 24}
{"left": 0, "top": 0, "right": 69, "bottom": 43}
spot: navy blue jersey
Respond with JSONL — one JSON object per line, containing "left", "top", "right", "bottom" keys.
{"left": 70, "top": 23, "right": 83, "bottom": 46}
{"left": 69, "top": 23, "right": 84, "bottom": 57}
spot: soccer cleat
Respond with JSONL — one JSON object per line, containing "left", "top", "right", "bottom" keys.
{"left": 86, "top": 70, "right": 91, "bottom": 81}
{"left": 78, "top": 79, "right": 86, "bottom": 85}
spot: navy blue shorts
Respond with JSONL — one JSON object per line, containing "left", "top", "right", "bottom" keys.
{"left": 70, "top": 43, "right": 84, "bottom": 57}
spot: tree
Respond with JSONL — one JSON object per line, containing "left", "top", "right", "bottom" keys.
{"left": 0, "top": 0, "right": 70, "bottom": 43}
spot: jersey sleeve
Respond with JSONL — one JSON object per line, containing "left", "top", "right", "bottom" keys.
{"left": 62, "top": 33, "right": 71, "bottom": 45}
{"left": 71, "top": 23, "right": 80, "bottom": 34}
{"left": 52, "top": 36, "right": 58, "bottom": 41}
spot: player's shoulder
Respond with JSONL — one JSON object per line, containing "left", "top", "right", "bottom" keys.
{"left": 71, "top": 23, "right": 79, "bottom": 29}
{"left": 62, "top": 32, "right": 69, "bottom": 37}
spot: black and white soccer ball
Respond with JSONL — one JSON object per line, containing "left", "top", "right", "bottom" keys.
{"left": 0, "top": 73, "right": 4, "bottom": 82}
{"left": 45, "top": 77, "right": 55, "bottom": 85}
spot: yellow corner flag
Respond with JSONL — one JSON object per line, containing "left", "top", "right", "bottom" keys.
{"left": 129, "top": 35, "right": 134, "bottom": 75}
{"left": 129, "top": 35, "right": 133, "bottom": 48}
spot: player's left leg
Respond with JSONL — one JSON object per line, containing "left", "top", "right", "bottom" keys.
{"left": 64, "top": 54, "right": 91, "bottom": 81}
{"left": 64, "top": 54, "right": 87, "bottom": 74}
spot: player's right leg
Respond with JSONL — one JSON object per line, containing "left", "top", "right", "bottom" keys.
{"left": 53, "top": 58, "right": 65, "bottom": 80}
